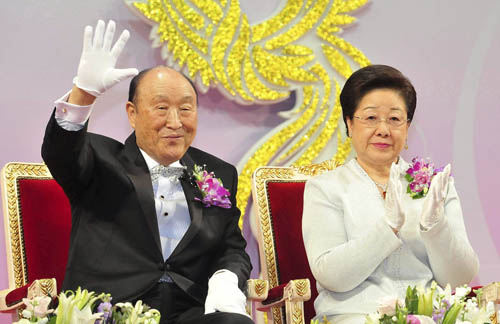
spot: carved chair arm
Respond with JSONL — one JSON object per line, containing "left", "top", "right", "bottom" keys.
{"left": 246, "top": 279, "right": 269, "bottom": 318}
{"left": 256, "top": 279, "right": 311, "bottom": 324}
{"left": 0, "top": 278, "right": 57, "bottom": 312}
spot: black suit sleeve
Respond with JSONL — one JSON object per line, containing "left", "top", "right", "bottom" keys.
{"left": 211, "top": 165, "right": 252, "bottom": 291}
{"left": 41, "top": 110, "right": 95, "bottom": 202}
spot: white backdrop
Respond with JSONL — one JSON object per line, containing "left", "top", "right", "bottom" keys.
{"left": 1, "top": 1, "right": 500, "bottom": 322}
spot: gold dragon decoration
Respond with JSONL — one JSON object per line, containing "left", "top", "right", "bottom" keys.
{"left": 125, "top": 0, "right": 370, "bottom": 228}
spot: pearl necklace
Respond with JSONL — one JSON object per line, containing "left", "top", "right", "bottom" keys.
{"left": 352, "top": 159, "right": 388, "bottom": 197}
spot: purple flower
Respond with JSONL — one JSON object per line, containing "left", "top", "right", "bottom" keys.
{"left": 406, "top": 314, "right": 421, "bottom": 324}
{"left": 406, "top": 157, "right": 445, "bottom": 199}
{"left": 192, "top": 165, "right": 232, "bottom": 209}
{"left": 414, "top": 172, "right": 431, "bottom": 186}
{"left": 432, "top": 307, "right": 445, "bottom": 322}
{"left": 95, "top": 300, "right": 112, "bottom": 324}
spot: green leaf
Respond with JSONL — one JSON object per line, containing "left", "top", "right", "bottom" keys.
{"left": 442, "top": 302, "right": 463, "bottom": 324}
{"left": 397, "top": 312, "right": 407, "bottom": 324}
{"left": 405, "top": 286, "right": 418, "bottom": 314}
{"left": 473, "top": 287, "right": 483, "bottom": 304}
{"left": 412, "top": 192, "right": 424, "bottom": 200}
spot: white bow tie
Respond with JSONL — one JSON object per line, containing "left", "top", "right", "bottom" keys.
{"left": 150, "top": 165, "right": 186, "bottom": 182}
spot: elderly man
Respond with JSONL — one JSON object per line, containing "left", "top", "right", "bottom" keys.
{"left": 42, "top": 20, "right": 252, "bottom": 324}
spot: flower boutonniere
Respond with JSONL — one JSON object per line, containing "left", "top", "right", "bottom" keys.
{"left": 405, "top": 157, "right": 444, "bottom": 199}
{"left": 191, "top": 164, "right": 232, "bottom": 209}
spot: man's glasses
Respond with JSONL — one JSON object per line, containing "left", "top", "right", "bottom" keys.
{"left": 353, "top": 115, "right": 409, "bottom": 128}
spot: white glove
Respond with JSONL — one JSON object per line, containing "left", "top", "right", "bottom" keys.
{"left": 74, "top": 20, "right": 138, "bottom": 97}
{"left": 384, "top": 162, "right": 405, "bottom": 231}
{"left": 420, "top": 164, "right": 451, "bottom": 229}
{"left": 204, "top": 270, "right": 248, "bottom": 317}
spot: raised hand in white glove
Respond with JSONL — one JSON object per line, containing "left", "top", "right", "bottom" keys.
{"left": 384, "top": 162, "right": 405, "bottom": 232}
{"left": 74, "top": 20, "right": 138, "bottom": 97}
{"left": 204, "top": 270, "right": 248, "bottom": 317}
{"left": 420, "top": 164, "right": 451, "bottom": 230}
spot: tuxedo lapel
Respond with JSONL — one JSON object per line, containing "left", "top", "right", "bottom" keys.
{"left": 122, "top": 133, "right": 162, "bottom": 255}
{"left": 169, "top": 149, "right": 203, "bottom": 259}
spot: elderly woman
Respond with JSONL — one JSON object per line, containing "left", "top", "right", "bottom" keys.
{"left": 302, "top": 65, "right": 479, "bottom": 324}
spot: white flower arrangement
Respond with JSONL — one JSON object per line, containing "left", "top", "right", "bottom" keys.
{"left": 13, "top": 287, "right": 160, "bottom": 324}
{"left": 363, "top": 282, "right": 497, "bottom": 324}
{"left": 310, "top": 282, "right": 499, "bottom": 324}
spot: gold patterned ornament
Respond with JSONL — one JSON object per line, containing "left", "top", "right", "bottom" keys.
{"left": 125, "top": 0, "right": 371, "bottom": 228}
{"left": 2, "top": 163, "right": 53, "bottom": 289}
{"left": 291, "top": 303, "right": 303, "bottom": 324}
{"left": 293, "top": 279, "right": 309, "bottom": 297}
{"left": 254, "top": 280, "right": 267, "bottom": 297}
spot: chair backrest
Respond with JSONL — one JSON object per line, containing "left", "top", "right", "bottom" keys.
{"left": 251, "top": 160, "right": 340, "bottom": 324}
{"left": 1, "top": 162, "right": 71, "bottom": 296}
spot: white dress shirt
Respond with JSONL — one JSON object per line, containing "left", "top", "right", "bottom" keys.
{"left": 302, "top": 158, "right": 479, "bottom": 321}
{"left": 140, "top": 151, "right": 191, "bottom": 260}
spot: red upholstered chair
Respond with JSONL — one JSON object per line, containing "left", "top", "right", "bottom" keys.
{"left": 0, "top": 162, "right": 269, "bottom": 320}
{"left": 0, "top": 162, "right": 70, "bottom": 317}
{"left": 251, "top": 160, "right": 340, "bottom": 324}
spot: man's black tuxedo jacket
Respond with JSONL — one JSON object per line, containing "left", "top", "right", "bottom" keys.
{"left": 41, "top": 113, "right": 251, "bottom": 305}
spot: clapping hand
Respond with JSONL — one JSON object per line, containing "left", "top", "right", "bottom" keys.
{"left": 420, "top": 164, "right": 451, "bottom": 229}
{"left": 384, "top": 162, "right": 405, "bottom": 232}
{"left": 74, "top": 20, "right": 138, "bottom": 97}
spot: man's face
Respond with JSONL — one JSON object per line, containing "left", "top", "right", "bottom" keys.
{"left": 126, "top": 67, "right": 198, "bottom": 165}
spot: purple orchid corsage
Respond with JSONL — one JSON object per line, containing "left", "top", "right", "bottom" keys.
{"left": 405, "top": 157, "right": 444, "bottom": 199}
{"left": 192, "top": 164, "right": 231, "bottom": 209}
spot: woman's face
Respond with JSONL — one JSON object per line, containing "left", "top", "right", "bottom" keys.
{"left": 346, "top": 88, "right": 410, "bottom": 168}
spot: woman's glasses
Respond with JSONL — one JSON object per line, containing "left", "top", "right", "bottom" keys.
{"left": 353, "top": 115, "right": 409, "bottom": 128}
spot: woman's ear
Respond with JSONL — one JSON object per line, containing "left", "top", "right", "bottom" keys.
{"left": 346, "top": 117, "right": 353, "bottom": 137}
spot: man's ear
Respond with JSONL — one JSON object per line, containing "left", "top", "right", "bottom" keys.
{"left": 126, "top": 101, "right": 137, "bottom": 129}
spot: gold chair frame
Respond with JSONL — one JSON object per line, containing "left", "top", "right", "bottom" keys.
{"left": 0, "top": 163, "right": 58, "bottom": 314}
{"left": 251, "top": 159, "right": 340, "bottom": 324}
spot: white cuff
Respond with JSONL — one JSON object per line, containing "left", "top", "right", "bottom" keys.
{"left": 54, "top": 89, "right": 93, "bottom": 130}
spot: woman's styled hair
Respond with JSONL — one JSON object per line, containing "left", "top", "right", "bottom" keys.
{"left": 340, "top": 65, "right": 417, "bottom": 135}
